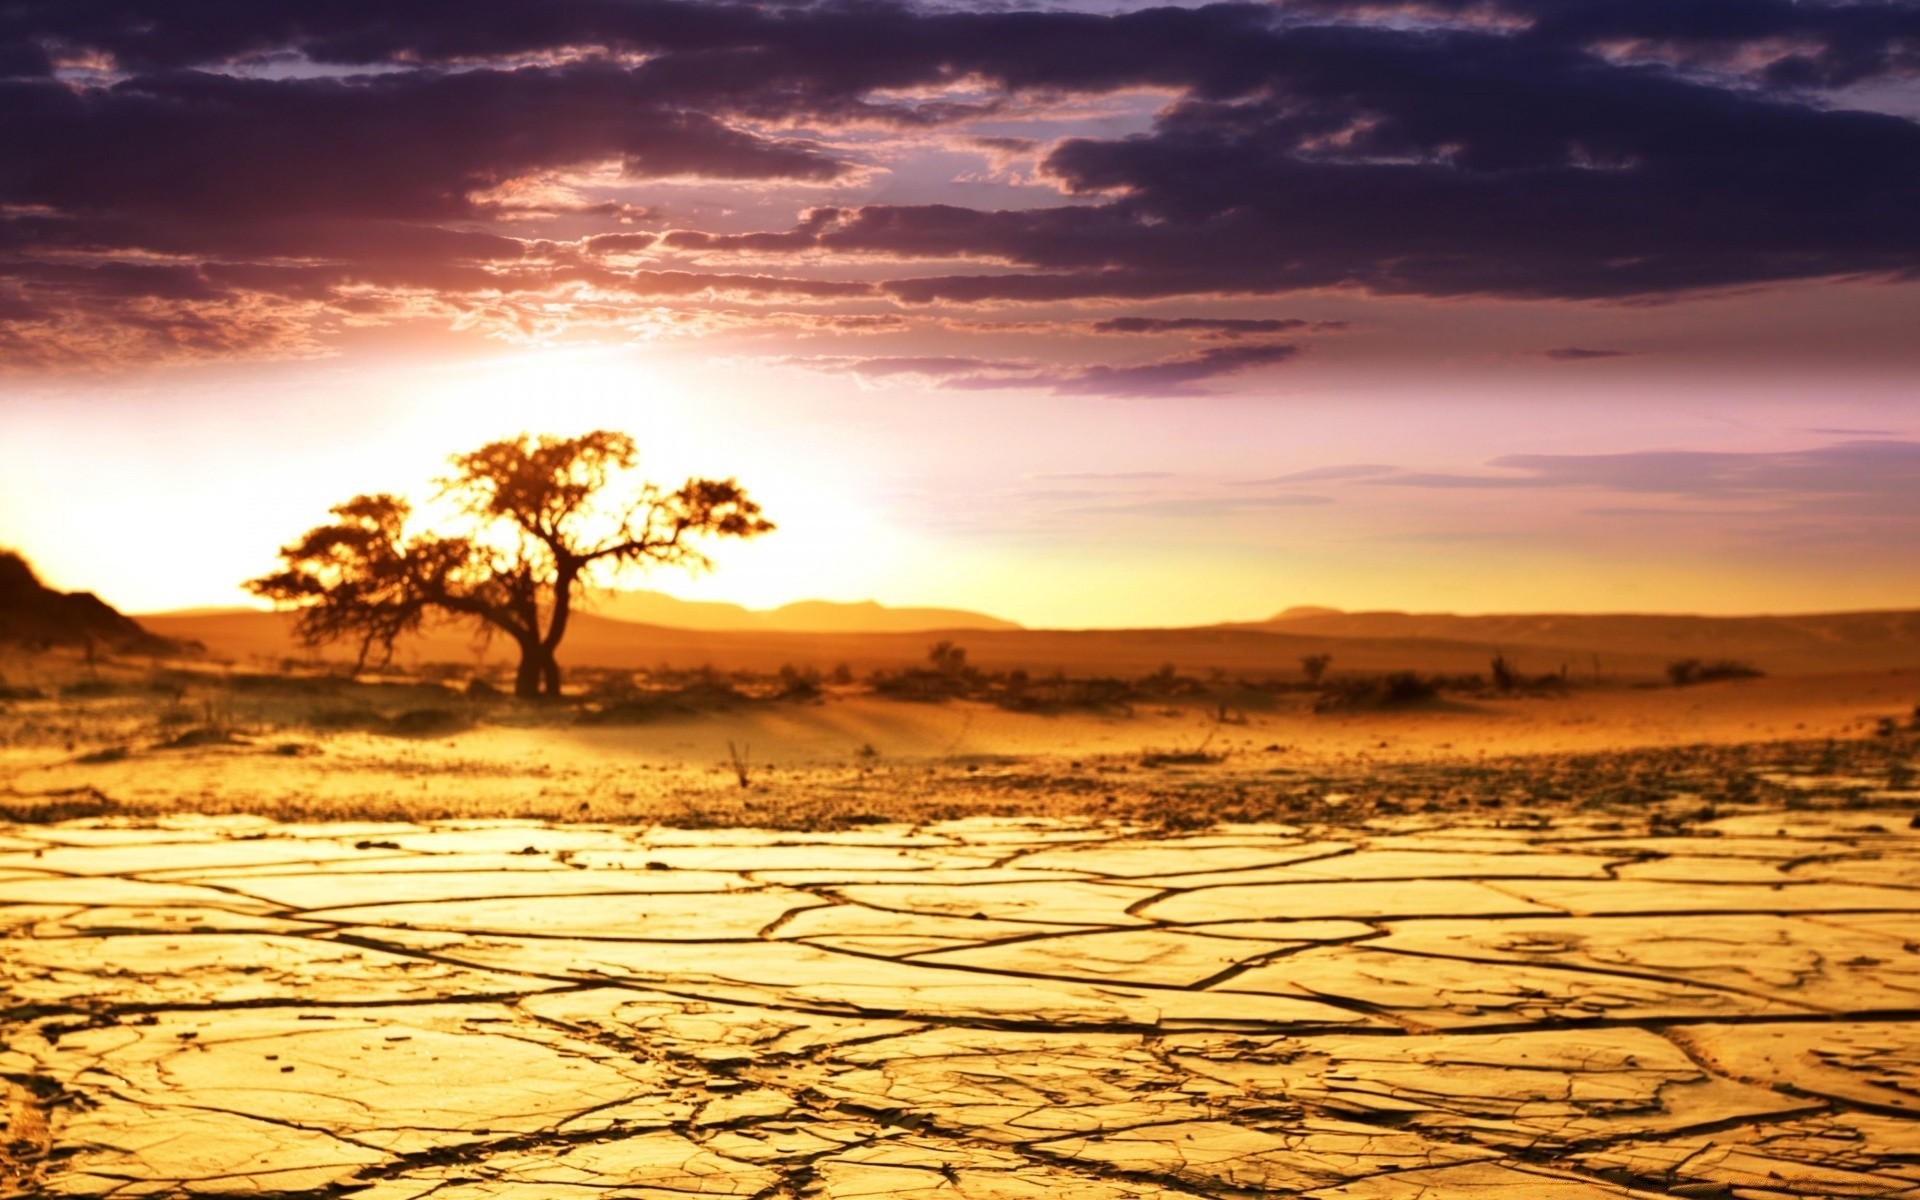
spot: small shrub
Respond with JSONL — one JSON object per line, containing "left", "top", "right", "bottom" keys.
{"left": 776, "top": 664, "right": 823, "bottom": 701}
{"left": 928, "top": 640, "right": 969, "bottom": 676}
{"left": 1667, "top": 658, "right": 1764, "bottom": 686}
{"left": 871, "top": 667, "right": 962, "bottom": 702}
{"left": 726, "top": 740, "right": 753, "bottom": 788}
{"left": 1314, "top": 671, "right": 1439, "bottom": 711}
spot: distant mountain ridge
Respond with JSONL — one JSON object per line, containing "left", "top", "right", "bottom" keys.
{"left": 584, "top": 589, "right": 1021, "bottom": 633}
{"left": 0, "top": 551, "right": 186, "bottom": 654}
{"left": 1251, "top": 605, "right": 1920, "bottom": 667}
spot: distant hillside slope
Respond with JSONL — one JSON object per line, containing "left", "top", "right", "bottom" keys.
{"left": 137, "top": 602, "right": 1920, "bottom": 681}
{"left": 134, "top": 608, "right": 1551, "bottom": 677}
{"left": 585, "top": 589, "right": 1020, "bottom": 633}
{"left": 1251, "top": 607, "right": 1920, "bottom": 675}
{"left": 0, "top": 552, "right": 188, "bottom": 654}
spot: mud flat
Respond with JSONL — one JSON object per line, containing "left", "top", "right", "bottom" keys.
{"left": 4, "top": 778, "right": 1920, "bottom": 1197}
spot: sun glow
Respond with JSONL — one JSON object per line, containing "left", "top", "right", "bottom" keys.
{"left": 395, "top": 347, "right": 901, "bottom": 611}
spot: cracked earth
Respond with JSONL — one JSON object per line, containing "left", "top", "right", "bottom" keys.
{"left": 5, "top": 800, "right": 1920, "bottom": 1198}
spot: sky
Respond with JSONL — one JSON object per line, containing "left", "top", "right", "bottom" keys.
{"left": 2, "top": 0, "right": 1919, "bottom": 628}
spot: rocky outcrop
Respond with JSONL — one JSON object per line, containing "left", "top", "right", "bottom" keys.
{"left": 0, "top": 551, "right": 188, "bottom": 655}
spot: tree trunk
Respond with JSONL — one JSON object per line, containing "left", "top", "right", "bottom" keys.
{"left": 512, "top": 640, "right": 543, "bottom": 699}
{"left": 539, "top": 565, "right": 576, "bottom": 699}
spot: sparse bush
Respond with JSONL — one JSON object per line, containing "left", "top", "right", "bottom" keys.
{"left": 726, "top": 739, "right": 753, "bottom": 788}
{"left": 929, "top": 641, "right": 968, "bottom": 675}
{"left": 1667, "top": 658, "right": 1764, "bottom": 686}
{"left": 776, "top": 663, "right": 823, "bottom": 701}
{"left": 871, "top": 643, "right": 977, "bottom": 702}
{"left": 1313, "top": 671, "right": 1440, "bottom": 711}
{"left": 870, "top": 667, "right": 963, "bottom": 702}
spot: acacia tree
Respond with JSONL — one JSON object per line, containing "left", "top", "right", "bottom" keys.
{"left": 248, "top": 431, "right": 773, "bottom": 697}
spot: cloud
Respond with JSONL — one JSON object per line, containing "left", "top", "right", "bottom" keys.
{"left": 1046, "top": 342, "right": 1303, "bottom": 396}
{"left": 1089, "top": 316, "right": 1337, "bottom": 339}
{"left": 772, "top": 354, "right": 1033, "bottom": 382}
{"left": 3, "top": 0, "right": 1919, "bottom": 361}
{"left": 778, "top": 340, "right": 1301, "bottom": 397}
{"left": 1284, "top": 0, "right": 1920, "bottom": 89}
{"left": 1235, "top": 463, "right": 1400, "bottom": 485}
{"left": 1081, "top": 493, "right": 1336, "bottom": 517}
{"left": 1375, "top": 440, "right": 1920, "bottom": 511}
{"left": 1536, "top": 347, "right": 1635, "bottom": 361}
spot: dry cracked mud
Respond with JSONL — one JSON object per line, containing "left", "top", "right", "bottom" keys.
{"left": 4, "top": 804, "right": 1920, "bottom": 1197}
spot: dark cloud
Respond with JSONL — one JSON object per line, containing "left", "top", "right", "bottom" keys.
{"left": 1282, "top": 0, "right": 1920, "bottom": 89}
{"left": 780, "top": 340, "right": 1301, "bottom": 397}
{"left": 946, "top": 342, "right": 1303, "bottom": 397}
{"left": 1089, "top": 316, "right": 1337, "bottom": 339}
{"left": 1537, "top": 347, "right": 1634, "bottom": 361}
{"left": 3, "top": 1, "right": 1918, "bottom": 361}
{"left": 1, "top": 65, "right": 846, "bottom": 223}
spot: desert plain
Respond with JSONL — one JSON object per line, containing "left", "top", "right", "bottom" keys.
{"left": 5, "top": 599, "right": 1920, "bottom": 1199}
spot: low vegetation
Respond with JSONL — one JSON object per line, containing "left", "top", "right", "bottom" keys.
{"left": 0, "top": 640, "right": 1658, "bottom": 755}
{"left": 1667, "top": 658, "right": 1765, "bottom": 686}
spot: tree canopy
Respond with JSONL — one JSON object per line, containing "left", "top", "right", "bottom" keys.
{"left": 248, "top": 431, "right": 773, "bottom": 697}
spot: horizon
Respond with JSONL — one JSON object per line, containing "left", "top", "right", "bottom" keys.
{"left": 24, "top": 557, "right": 1920, "bottom": 633}
{"left": 4, "top": 1, "right": 1919, "bottom": 626}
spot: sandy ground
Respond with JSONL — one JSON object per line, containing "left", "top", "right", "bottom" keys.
{"left": 5, "top": 658, "right": 1920, "bottom": 1196}
{"left": 2, "top": 665, "right": 1917, "bottom": 827}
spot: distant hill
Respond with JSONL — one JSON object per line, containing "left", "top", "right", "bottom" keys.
{"left": 0, "top": 551, "right": 188, "bottom": 655}
{"left": 133, "top": 598, "right": 1920, "bottom": 681}
{"left": 585, "top": 589, "right": 1020, "bottom": 633}
{"left": 135, "top": 607, "right": 1546, "bottom": 678}
{"left": 1250, "top": 607, "right": 1920, "bottom": 676}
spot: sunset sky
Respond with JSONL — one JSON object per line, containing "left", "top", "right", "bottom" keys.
{"left": 4, "top": 0, "right": 1919, "bottom": 628}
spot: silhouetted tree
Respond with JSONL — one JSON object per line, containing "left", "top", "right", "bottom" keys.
{"left": 248, "top": 432, "right": 773, "bottom": 698}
